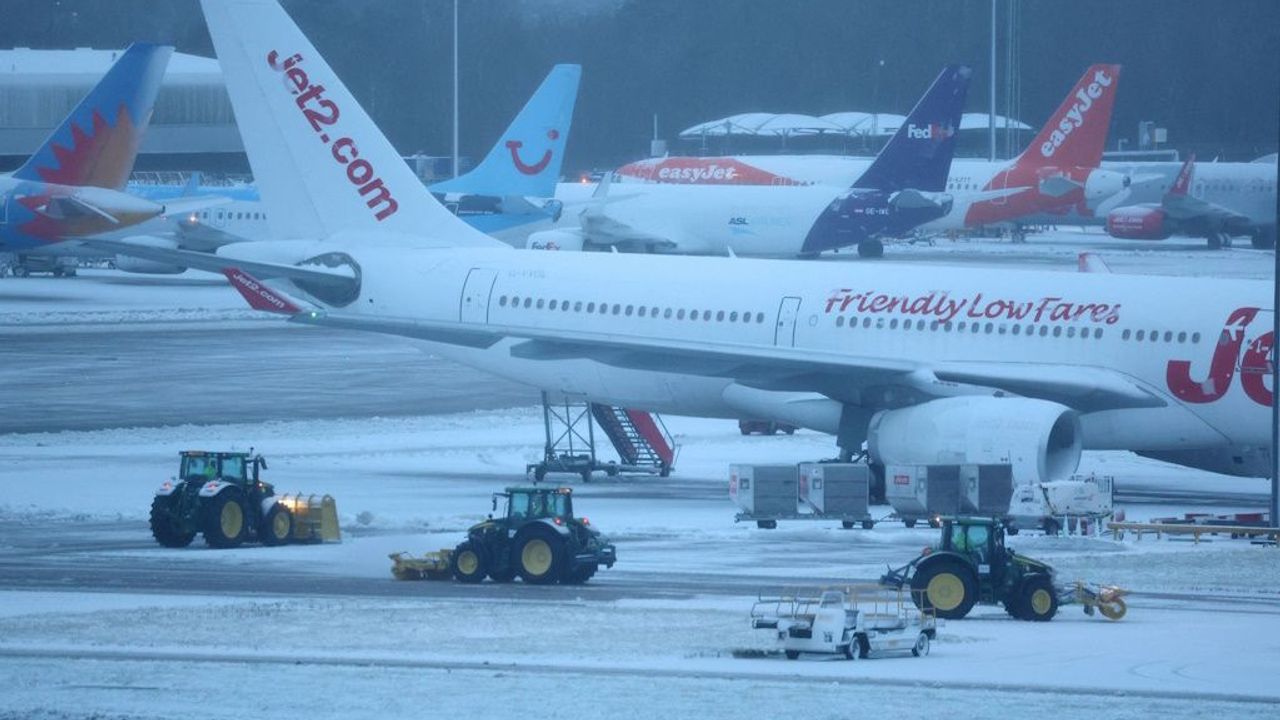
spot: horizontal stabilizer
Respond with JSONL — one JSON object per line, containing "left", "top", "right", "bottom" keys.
{"left": 223, "top": 268, "right": 302, "bottom": 314}
{"left": 85, "top": 237, "right": 357, "bottom": 292}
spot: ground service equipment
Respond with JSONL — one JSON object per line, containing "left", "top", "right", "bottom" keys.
{"left": 880, "top": 517, "right": 1128, "bottom": 621}
{"left": 449, "top": 486, "right": 616, "bottom": 584}
{"left": 751, "top": 586, "right": 935, "bottom": 660}
{"left": 149, "top": 451, "right": 340, "bottom": 548}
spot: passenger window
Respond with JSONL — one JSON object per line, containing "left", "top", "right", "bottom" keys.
{"left": 677, "top": 309, "right": 686, "bottom": 320}
{"left": 499, "top": 296, "right": 508, "bottom": 307}
{"left": 1052, "top": 326, "right": 1062, "bottom": 337}
{"left": 836, "top": 316, "right": 845, "bottom": 327}
{"left": 1163, "top": 331, "right": 1172, "bottom": 342}
{"left": 574, "top": 301, "right": 583, "bottom": 312}
{"left": 637, "top": 307, "right": 646, "bottom": 317}
{"left": 549, "top": 300, "right": 558, "bottom": 310}
{"left": 730, "top": 311, "right": 738, "bottom": 322}
{"left": 587, "top": 302, "right": 596, "bottom": 312}
{"left": 1136, "top": 330, "right": 1145, "bottom": 341}
{"left": 664, "top": 308, "right": 673, "bottom": 319}
{"left": 1067, "top": 327, "right": 1076, "bottom": 338}
{"left": 1011, "top": 324, "right": 1021, "bottom": 335}
{"left": 625, "top": 305, "right": 634, "bottom": 316}
{"left": 536, "top": 299, "right": 545, "bottom": 309}
{"left": 716, "top": 311, "right": 725, "bottom": 322}
{"left": 523, "top": 298, "right": 532, "bottom": 309}
{"left": 1177, "top": 331, "right": 1186, "bottom": 343}
{"left": 756, "top": 313, "right": 765, "bottom": 323}
{"left": 1122, "top": 329, "right": 1131, "bottom": 340}
{"left": 612, "top": 304, "right": 621, "bottom": 315}
{"left": 1038, "top": 326, "right": 1048, "bottom": 337}
{"left": 984, "top": 323, "right": 994, "bottom": 334}
{"left": 890, "top": 319, "right": 899, "bottom": 329}
{"left": 1192, "top": 332, "right": 1201, "bottom": 343}
{"left": 863, "top": 318, "right": 872, "bottom": 328}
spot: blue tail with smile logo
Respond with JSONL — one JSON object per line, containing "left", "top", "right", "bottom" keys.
{"left": 431, "top": 64, "right": 581, "bottom": 199}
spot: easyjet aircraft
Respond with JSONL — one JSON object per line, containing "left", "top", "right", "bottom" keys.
{"left": 616, "top": 65, "right": 1129, "bottom": 239}
{"left": 103, "top": 0, "right": 1272, "bottom": 487}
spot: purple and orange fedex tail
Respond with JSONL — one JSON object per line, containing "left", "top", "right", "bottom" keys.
{"left": 11, "top": 43, "right": 172, "bottom": 191}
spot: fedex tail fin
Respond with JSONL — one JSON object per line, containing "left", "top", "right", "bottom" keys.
{"left": 199, "top": 0, "right": 501, "bottom": 246}
{"left": 853, "top": 65, "right": 971, "bottom": 192}
{"left": 431, "top": 64, "right": 581, "bottom": 198}
{"left": 1018, "top": 64, "right": 1120, "bottom": 169}
{"left": 1168, "top": 153, "right": 1195, "bottom": 197}
{"left": 12, "top": 43, "right": 171, "bottom": 190}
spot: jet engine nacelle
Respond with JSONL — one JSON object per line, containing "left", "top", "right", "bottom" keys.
{"left": 1083, "top": 169, "right": 1129, "bottom": 204}
{"left": 867, "top": 396, "right": 1082, "bottom": 484}
{"left": 114, "top": 235, "right": 186, "bottom": 274}
{"left": 525, "top": 229, "right": 585, "bottom": 251}
{"left": 1106, "top": 206, "right": 1171, "bottom": 240}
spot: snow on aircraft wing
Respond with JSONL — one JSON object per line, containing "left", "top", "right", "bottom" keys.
{"left": 84, "top": 238, "right": 356, "bottom": 292}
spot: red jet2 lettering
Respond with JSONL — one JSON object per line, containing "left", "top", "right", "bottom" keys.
{"left": 268, "top": 50, "right": 398, "bottom": 222}
{"left": 1166, "top": 307, "right": 1273, "bottom": 406}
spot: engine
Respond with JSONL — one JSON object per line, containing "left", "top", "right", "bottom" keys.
{"left": 1106, "top": 206, "right": 1171, "bottom": 240}
{"left": 867, "top": 396, "right": 1082, "bottom": 484}
{"left": 525, "top": 229, "right": 585, "bottom": 252}
{"left": 1083, "top": 169, "right": 1129, "bottom": 206}
{"left": 114, "top": 235, "right": 185, "bottom": 274}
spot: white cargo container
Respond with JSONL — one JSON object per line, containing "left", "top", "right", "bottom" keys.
{"left": 798, "top": 463, "right": 873, "bottom": 529}
{"left": 885, "top": 465, "right": 962, "bottom": 527}
{"left": 959, "top": 464, "right": 1015, "bottom": 516}
{"left": 730, "top": 464, "right": 798, "bottom": 529}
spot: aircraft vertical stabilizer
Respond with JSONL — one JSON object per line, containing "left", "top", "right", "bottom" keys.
{"left": 199, "top": 0, "right": 502, "bottom": 247}
{"left": 11, "top": 43, "right": 172, "bottom": 190}
{"left": 1016, "top": 64, "right": 1120, "bottom": 170}
{"left": 852, "top": 65, "right": 971, "bottom": 193}
{"left": 432, "top": 64, "right": 582, "bottom": 198}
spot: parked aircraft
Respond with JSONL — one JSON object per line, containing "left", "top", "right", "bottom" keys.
{"left": 525, "top": 65, "right": 973, "bottom": 259}
{"left": 89, "top": 62, "right": 582, "bottom": 276}
{"left": 103, "top": 0, "right": 1271, "bottom": 488}
{"left": 0, "top": 44, "right": 177, "bottom": 275}
{"left": 1103, "top": 155, "right": 1276, "bottom": 248}
{"left": 615, "top": 65, "right": 1131, "bottom": 242}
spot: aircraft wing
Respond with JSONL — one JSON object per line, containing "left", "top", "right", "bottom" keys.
{"left": 1162, "top": 193, "right": 1253, "bottom": 228}
{"left": 280, "top": 302, "right": 1166, "bottom": 413}
{"left": 84, "top": 238, "right": 356, "bottom": 292}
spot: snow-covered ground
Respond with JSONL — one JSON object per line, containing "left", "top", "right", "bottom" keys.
{"left": 1, "top": 233, "right": 1277, "bottom": 718}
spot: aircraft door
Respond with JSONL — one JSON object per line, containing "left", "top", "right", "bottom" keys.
{"left": 459, "top": 268, "right": 499, "bottom": 323}
{"left": 774, "top": 296, "right": 801, "bottom": 346}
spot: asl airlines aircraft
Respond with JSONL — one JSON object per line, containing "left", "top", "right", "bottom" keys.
{"left": 0, "top": 44, "right": 175, "bottom": 269}
{"left": 615, "top": 65, "right": 1130, "bottom": 241}
{"left": 105, "top": 0, "right": 1271, "bottom": 489}
{"left": 527, "top": 66, "right": 974, "bottom": 259}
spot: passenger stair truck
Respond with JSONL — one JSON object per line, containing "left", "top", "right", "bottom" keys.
{"left": 528, "top": 391, "right": 676, "bottom": 481}
{"left": 751, "top": 586, "right": 936, "bottom": 660}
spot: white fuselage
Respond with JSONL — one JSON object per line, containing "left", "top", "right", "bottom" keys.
{"left": 620, "top": 154, "right": 1278, "bottom": 230}
{"left": 311, "top": 244, "right": 1269, "bottom": 456}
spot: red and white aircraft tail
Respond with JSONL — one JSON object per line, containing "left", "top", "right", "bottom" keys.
{"left": 1015, "top": 64, "right": 1119, "bottom": 171}
{"left": 200, "top": 0, "right": 499, "bottom": 247}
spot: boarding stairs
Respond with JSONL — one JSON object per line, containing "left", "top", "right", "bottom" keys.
{"left": 527, "top": 392, "right": 675, "bottom": 481}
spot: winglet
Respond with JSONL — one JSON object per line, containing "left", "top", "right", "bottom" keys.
{"left": 1077, "top": 252, "right": 1112, "bottom": 274}
{"left": 1169, "top": 153, "right": 1195, "bottom": 197}
{"left": 223, "top": 268, "right": 302, "bottom": 314}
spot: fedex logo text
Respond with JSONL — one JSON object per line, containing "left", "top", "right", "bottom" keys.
{"left": 1040, "top": 68, "right": 1114, "bottom": 159}
{"left": 267, "top": 50, "right": 398, "bottom": 221}
{"left": 906, "top": 123, "right": 953, "bottom": 140}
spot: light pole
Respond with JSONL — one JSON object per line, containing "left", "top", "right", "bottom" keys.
{"left": 452, "top": 0, "right": 459, "bottom": 178}
{"left": 989, "top": 0, "right": 997, "bottom": 162}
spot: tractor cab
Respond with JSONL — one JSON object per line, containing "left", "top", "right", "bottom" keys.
{"left": 496, "top": 486, "right": 574, "bottom": 522}
{"left": 940, "top": 517, "right": 1009, "bottom": 587}
{"left": 179, "top": 450, "right": 267, "bottom": 488}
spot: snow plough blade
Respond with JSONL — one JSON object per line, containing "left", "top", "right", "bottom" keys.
{"left": 277, "top": 493, "right": 341, "bottom": 543}
{"left": 389, "top": 550, "right": 454, "bottom": 580}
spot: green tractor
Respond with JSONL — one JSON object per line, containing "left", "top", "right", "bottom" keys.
{"left": 451, "top": 486, "right": 617, "bottom": 585}
{"left": 149, "top": 451, "right": 294, "bottom": 549}
{"left": 880, "top": 517, "right": 1128, "bottom": 622}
